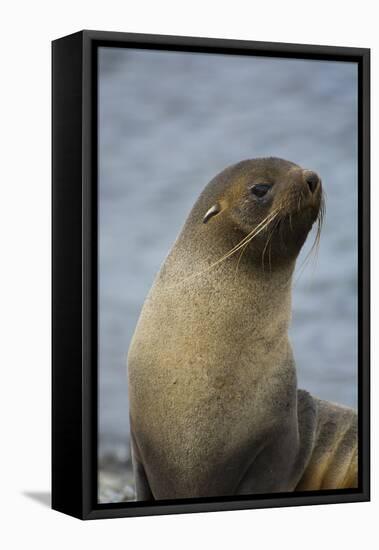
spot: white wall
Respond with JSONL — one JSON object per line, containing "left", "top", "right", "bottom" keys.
{"left": 1, "top": 1, "right": 376, "bottom": 548}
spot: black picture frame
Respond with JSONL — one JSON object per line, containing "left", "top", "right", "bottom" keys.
{"left": 52, "top": 30, "right": 370, "bottom": 520}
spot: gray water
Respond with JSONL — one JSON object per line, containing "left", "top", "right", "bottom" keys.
{"left": 98, "top": 48, "right": 358, "bottom": 502}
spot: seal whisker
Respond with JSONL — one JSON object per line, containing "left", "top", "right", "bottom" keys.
{"left": 208, "top": 209, "right": 279, "bottom": 265}
{"left": 269, "top": 238, "right": 273, "bottom": 272}
{"left": 232, "top": 210, "right": 281, "bottom": 279}
{"left": 294, "top": 193, "right": 325, "bottom": 285}
{"left": 234, "top": 241, "right": 250, "bottom": 279}
{"left": 182, "top": 209, "right": 281, "bottom": 284}
{"left": 261, "top": 216, "right": 281, "bottom": 272}
{"left": 220, "top": 208, "right": 281, "bottom": 260}
{"left": 232, "top": 207, "right": 282, "bottom": 278}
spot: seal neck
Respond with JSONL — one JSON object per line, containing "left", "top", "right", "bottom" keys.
{"left": 163, "top": 212, "right": 296, "bottom": 338}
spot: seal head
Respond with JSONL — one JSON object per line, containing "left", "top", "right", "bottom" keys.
{"left": 199, "top": 157, "right": 323, "bottom": 269}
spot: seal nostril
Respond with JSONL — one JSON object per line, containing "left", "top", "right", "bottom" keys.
{"left": 305, "top": 172, "right": 319, "bottom": 194}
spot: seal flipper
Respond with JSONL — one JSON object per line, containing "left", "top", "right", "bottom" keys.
{"left": 295, "top": 392, "right": 358, "bottom": 491}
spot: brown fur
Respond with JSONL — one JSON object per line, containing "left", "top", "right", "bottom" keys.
{"left": 295, "top": 391, "right": 358, "bottom": 490}
{"left": 128, "top": 158, "right": 357, "bottom": 500}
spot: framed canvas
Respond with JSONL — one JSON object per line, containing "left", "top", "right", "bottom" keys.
{"left": 52, "top": 30, "right": 370, "bottom": 520}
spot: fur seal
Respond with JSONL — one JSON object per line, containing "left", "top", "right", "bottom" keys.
{"left": 128, "top": 157, "right": 358, "bottom": 500}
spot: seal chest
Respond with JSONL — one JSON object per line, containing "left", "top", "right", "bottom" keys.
{"left": 128, "top": 157, "right": 357, "bottom": 499}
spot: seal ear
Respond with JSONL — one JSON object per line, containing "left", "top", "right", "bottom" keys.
{"left": 203, "top": 203, "right": 221, "bottom": 224}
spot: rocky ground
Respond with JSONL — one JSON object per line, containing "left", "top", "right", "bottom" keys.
{"left": 98, "top": 450, "right": 136, "bottom": 504}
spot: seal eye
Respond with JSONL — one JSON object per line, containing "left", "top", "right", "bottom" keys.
{"left": 250, "top": 184, "right": 271, "bottom": 198}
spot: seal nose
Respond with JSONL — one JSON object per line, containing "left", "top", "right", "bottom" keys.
{"left": 304, "top": 170, "right": 320, "bottom": 194}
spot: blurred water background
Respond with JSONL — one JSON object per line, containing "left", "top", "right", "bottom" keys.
{"left": 98, "top": 47, "right": 358, "bottom": 502}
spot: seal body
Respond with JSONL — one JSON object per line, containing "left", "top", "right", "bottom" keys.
{"left": 128, "top": 158, "right": 357, "bottom": 499}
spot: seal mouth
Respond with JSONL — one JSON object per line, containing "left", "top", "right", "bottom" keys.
{"left": 260, "top": 183, "right": 325, "bottom": 267}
